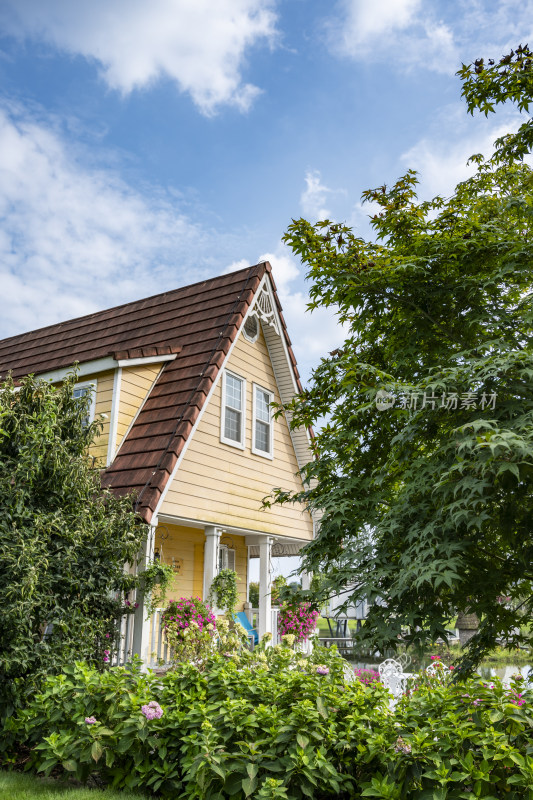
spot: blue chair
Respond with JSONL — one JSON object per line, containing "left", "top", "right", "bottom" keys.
{"left": 234, "top": 612, "right": 258, "bottom": 647}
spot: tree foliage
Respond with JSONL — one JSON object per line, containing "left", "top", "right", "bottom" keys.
{"left": 273, "top": 46, "right": 533, "bottom": 670}
{"left": 0, "top": 373, "right": 147, "bottom": 717}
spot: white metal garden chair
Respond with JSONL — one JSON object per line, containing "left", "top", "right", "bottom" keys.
{"left": 378, "top": 658, "right": 408, "bottom": 709}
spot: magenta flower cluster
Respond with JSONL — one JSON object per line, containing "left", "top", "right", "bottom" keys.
{"left": 278, "top": 602, "right": 319, "bottom": 643}
{"left": 354, "top": 667, "right": 381, "bottom": 686}
{"left": 141, "top": 701, "right": 163, "bottom": 720}
{"left": 161, "top": 597, "right": 216, "bottom": 636}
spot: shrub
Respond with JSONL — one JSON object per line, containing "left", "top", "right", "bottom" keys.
{"left": 0, "top": 372, "right": 146, "bottom": 722}
{"left": 1, "top": 645, "right": 389, "bottom": 799}
{"left": 3, "top": 648, "right": 533, "bottom": 799}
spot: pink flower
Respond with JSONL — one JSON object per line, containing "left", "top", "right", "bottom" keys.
{"left": 85, "top": 716, "right": 98, "bottom": 725}
{"left": 141, "top": 701, "right": 163, "bottom": 720}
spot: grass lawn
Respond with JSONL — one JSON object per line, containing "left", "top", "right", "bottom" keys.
{"left": 316, "top": 616, "right": 360, "bottom": 636}
{"left": 0, "top": 772, "right": 147, "bottom": 800}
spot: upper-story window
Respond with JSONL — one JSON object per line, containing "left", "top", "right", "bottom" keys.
{"left": 73, "top": 381, "right": 96, "bottom": 428}
{"left": 252, "top": 384, "right": 273, "bottom": 458}
{"left": 221, "top": 371, "right": 245, "bottom": 448}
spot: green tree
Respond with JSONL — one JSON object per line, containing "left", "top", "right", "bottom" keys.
{"left": 0, "top": 373, "right": 147, "bottom": 717}
{"left": 248, "top": 581, "right": 259, "bottom": 607}
{"left": 273, "top": 46, "right": 533, "bottom": 670}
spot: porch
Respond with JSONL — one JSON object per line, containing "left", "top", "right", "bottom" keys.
{"left": 119, "top": 519, "right": 309, "bottom": 667}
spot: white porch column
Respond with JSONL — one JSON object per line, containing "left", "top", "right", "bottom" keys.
{"left": 301, "top": 570, "right": 311, "bottom": 591}
{"left": 258, "top": 536, "right": 273, "bottom": 641}
{"left": 203, "top": 526, "right": 221, "bottom": 601}
{"left": 132, "top": 521, "right": 156, "bottom": 667}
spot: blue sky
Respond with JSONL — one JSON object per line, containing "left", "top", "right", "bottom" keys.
{"left": 0, "top": 0, "right": 531, "bottom": 383}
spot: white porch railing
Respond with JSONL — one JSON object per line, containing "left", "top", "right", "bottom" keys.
{"left": 147, "top": 608, "right": 171, "bottom": 668}
{"left": 110, "top": 612, "right": 135, "bottom": 667}
{"left": 248, "top": 606, "right": 280, "bottom": 644}
{"left": 113, "top": 604, "right": 280, "bottom": 667}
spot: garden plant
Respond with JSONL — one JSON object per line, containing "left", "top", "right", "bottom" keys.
{"left": 0, "top": 372, "right": 147, "bottom": 721}
{"left": 2, "top": 641, "right": 533, "bottom": 799}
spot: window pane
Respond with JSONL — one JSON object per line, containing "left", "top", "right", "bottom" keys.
{"left": 255, "top": 388, "right": 270, "bottom": 422}
{"left": 255, "top": 419, "right": 270, "bottom": 453}
{"left": 226, "top": 375, "right": 242, "bottom": 411}
{"left": 73, "top": 386, "right": 91, "bottom": 428}
{"left": 224, "top": 407, "right": 241, "bottom": 442}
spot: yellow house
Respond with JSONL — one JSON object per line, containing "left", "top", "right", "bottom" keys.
{"left": 0, "top": 262, "right": 314, "bottom": 660}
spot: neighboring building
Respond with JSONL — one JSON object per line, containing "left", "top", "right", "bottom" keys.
{"left": 0, "top": 262, "right": 314, "bottom": 660}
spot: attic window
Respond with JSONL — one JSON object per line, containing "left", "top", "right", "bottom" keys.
{"left": 243, "top": 314, "right": 259, "bottom": 343}
{"left": 73, "top": 381, "right": 96, "bottom": 428}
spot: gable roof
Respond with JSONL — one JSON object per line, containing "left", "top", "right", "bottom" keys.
{"left": 0, "top": 262, "right": 305, "bottom": 523}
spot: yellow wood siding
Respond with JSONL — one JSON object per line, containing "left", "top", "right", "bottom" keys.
{"left": 157, "top": 524, "right": 248, "bottom": 610}
{"left": 160, "top": 328, "right": 313, "bottom": 539}
{"left": 115, "top": 364, "right": 161, "bottom": 453}
{"left": 157, "top": 524, "right": 205, "bottom": 600}
{"left": 78, "top": 371, "right": 114, "bottom": 466}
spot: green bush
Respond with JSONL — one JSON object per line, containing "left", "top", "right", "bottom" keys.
{"left": 3, "top": 645, "right": 533, "bottom": 799}
{"left": 0, "top": 373, "right": 147, "bottom": 721}
{"left": 1, "top": 645, "right": 389, "bottom": 799}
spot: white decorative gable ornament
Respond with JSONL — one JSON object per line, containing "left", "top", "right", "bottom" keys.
{"left": 253, "top": 283, "right": 280, "bottom": 336}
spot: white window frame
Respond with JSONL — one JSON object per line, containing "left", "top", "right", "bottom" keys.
{"left": 73, "top": 380, "right": 97, "bottom": 426}
{"left": 220, "top": 370, "right": 246, "bottom": 449}
{"left": 252, "top": 382, "right": 274, "bottom": 459}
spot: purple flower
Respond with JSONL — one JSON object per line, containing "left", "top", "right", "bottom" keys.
{"left": 85, "top": 716, "right": 98, "bottom": 725}
{"left": 141, "top": 701, "right": 163, "bottom": 720}
{"left": 316, "top": 666, "right": 329, "bottom": 676}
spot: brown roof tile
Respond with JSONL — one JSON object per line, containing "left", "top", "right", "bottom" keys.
{"left": 0, "top": 262, "right": 305, "bottom": 523}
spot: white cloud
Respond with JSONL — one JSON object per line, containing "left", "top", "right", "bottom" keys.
{"left": 0, "top": 0, "right": 277, "bottom": 115}
{"left": 257, "top": 250, "right": 299, "bottom": 293}
{"left": 400, "top": 105, "right": 523, "bottom": 200}
{"left": 326, "top": 0, "right": 533, "bottom": 74}
{"left": 300, "top": 170, "right": 335, "bottom": 220}
{"left": 0, "top": 101, "right": 241, "bottom": 338}
{"left": 327, "top": 0, "right": 456, "bottom": 71}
